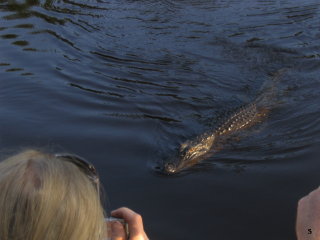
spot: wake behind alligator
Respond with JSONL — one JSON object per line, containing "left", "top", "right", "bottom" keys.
{"left": 161, "top": 69, "right": 287, "bottom": 175}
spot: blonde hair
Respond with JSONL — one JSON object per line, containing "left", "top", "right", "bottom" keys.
{"left": 0, "top": 149, "right": 107, "bottom": 240}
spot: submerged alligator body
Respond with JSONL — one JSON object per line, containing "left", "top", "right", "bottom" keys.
{"left": 161, "top": 69, "right": 286, "bottom": 175}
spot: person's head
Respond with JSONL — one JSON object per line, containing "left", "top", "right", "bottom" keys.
{"left": 0, "top": 149, "right": 106, "bottom": 240}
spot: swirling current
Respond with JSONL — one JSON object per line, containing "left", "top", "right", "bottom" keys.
{"left": 1, "top": 0, "right": 320, "bottom": 239}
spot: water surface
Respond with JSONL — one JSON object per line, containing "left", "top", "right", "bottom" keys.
{"left": 1, "top": 0, "right": 320, "bottom": 239}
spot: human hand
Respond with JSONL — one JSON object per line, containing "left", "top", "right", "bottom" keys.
{"left": 296, "top": 186, "right": 320, "bottom": 240}
{"left": 110, "top": 207, "right": 149, "bottom": 240}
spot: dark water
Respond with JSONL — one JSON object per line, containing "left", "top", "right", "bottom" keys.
{"left": 1, "top": 0, "right": 320, "bottom": 239}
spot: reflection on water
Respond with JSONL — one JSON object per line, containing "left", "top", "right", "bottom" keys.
{"left": 1, "top": 0, "right": 320, "bottom": 239}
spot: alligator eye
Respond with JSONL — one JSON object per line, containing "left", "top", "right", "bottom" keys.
{"left": 164, "top": 163, "right": 176, "bottom": 174}
{"left": 180, "top": 142, "right": 188, "bottom": 151}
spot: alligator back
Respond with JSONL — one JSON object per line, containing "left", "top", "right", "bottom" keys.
{"left": 215, "top": 103, "right": 269, "bottom": 137}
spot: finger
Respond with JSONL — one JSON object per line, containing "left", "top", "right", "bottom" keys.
{"left": 110, "top": 221, "right": 126, "bottom": 240}
{"left": 111, "top": 208, "right": 142, "bottom": 224}
{"left": 111, "top": 208, "right": 145, "bottom": 237}
{"left": 111, "top": 207, "right": 135, "bottom": 219}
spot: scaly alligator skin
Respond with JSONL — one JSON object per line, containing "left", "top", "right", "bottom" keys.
{"left": 162, "top": 103, "right": 269, "bottom": 174}
{"left": 161, "top": 69, "right": 287, "bottom": 175}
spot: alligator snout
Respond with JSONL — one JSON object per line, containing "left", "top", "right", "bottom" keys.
{"left": 153, "top": 162, "right": 178, "bottom": 175}
{"left": 163, "top": 163, "right": 178, "bottom": 174}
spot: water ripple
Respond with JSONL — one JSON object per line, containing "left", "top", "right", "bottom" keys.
{"left": 1, "top": 0, "right": 319, "bottom": 176}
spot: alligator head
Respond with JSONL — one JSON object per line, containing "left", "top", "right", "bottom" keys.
{"left": 162, "top": 134, "right": 216, "bottom": 175}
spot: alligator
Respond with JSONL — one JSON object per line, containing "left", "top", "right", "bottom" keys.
{"left": 160, "top": 69, "right": 287, "bottom": 175}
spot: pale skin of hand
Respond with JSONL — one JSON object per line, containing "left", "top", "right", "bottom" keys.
{"left": 109, "top": 207, "right": 149, "bottom": 240}
{"left": 296, "top": 186, "right": 320, "bottom": 240}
